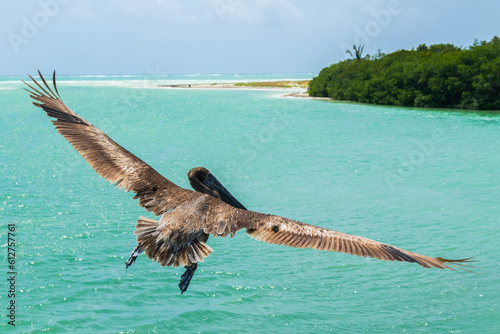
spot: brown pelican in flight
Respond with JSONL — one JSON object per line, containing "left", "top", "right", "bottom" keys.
{"left": 125, "top": 166, "right": 248, "bottom": 292}
{"left": 25, "top": 71, "right": 472, "bottom": 294}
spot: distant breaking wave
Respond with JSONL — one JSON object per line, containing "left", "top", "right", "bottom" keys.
{"left": 0, "top": 73, "right": 315, "bottom": 90}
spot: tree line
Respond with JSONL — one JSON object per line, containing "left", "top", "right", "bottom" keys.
{"left": 308, "top": 37, "right": 500, "bottom": 110}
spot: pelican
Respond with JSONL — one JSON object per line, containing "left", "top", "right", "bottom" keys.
{"left": 124, "top": 166, "right": 248, "bottom": 292}
{"left": 25, "top": 71, "right": 472, "bottom": 294}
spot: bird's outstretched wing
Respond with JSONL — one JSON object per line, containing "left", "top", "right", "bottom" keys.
{"left": 24, "top": 70, "right": 193, "bottom": 215}
{"left": 202, "top": 200, "right": 473, "bottom": 271}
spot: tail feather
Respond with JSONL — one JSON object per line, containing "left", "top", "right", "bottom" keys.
{"left": 134, "top": 216, "right": 159, "bottom": 255}
{"left": 134, "top": 217, "right": 213, "bottom": 268}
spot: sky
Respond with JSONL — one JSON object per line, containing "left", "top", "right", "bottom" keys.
{"left": 0, "top": 0, "right": 499, "bottom": 75}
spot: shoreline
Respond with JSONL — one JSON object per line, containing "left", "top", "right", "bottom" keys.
{"left": 158, "top": 83, "right": 500, "bottom": 110}
{"left": 157, "top": 80, "right": 330, "bottom": 100}
{"left": 281, "top": 92, "right": 331, "bottom": 100}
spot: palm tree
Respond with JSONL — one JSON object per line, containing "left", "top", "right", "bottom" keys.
{"left": 346, "top": 44, "right": 369, "bottom": 60}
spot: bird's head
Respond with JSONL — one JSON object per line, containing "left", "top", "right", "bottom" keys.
{"left": 187, "top": 167, "right": 246, "bottom": 210}
{"left": 188, "top": 167, "right": 211, "bottom": 192}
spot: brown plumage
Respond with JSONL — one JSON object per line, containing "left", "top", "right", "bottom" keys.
{"left": 25, "top": 71, "right": 472, "bottom": 293}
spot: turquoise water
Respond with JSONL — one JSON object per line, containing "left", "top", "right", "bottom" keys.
{"left": 1, "top": 74, "right": 499, "bottom": 333}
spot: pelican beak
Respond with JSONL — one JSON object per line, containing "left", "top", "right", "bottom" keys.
{"left": 204, "top": 174, "right": 247, "bottom": 210}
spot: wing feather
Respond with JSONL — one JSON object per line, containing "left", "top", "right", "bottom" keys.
{"left": 25, "top": 71, "right": 193, "bottom": 215}
{"left": 202, "top": 202, "right": 473, "bottom": 271}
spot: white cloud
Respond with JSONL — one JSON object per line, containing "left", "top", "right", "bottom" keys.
{"left": 65, "top": 0, "right": 203, "bottom": 23}
{"left": 66, "top": 4, "right": 99, "bottom": 21}
{"left": 228, "top": 0, "right": 304, "bottom": 26}
{"left": 114, "top": 0, "right": 201, "bottom": 22}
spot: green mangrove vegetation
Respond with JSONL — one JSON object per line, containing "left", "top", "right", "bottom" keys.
{"left": 308, "top": 37, "right": 500, "bottom": 110}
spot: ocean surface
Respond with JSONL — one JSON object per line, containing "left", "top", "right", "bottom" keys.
{"left": 1, "top": 73, "right": 499, "bottom": 333}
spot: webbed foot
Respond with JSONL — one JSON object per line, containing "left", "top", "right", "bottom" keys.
{"left": 125, "top": 243, "right": 143, "bottom": 269}
{"left": 179, "top": 263, "right": 198, "bottom": 294}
